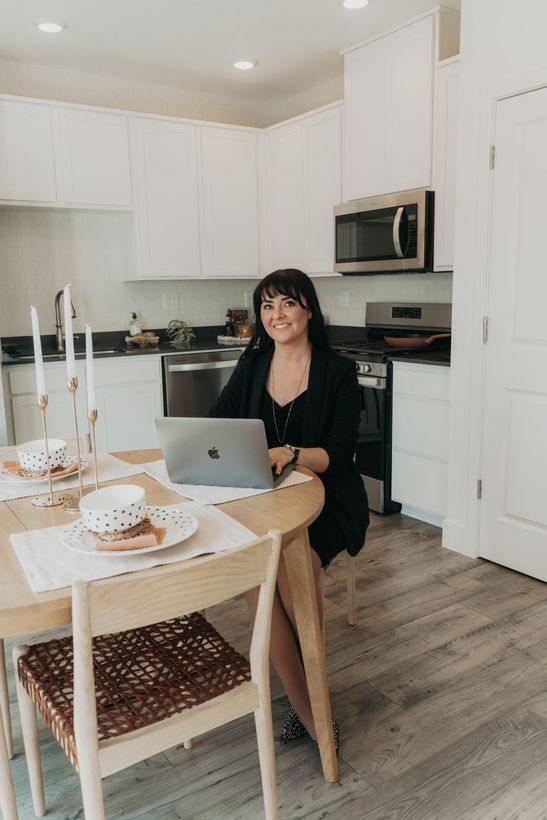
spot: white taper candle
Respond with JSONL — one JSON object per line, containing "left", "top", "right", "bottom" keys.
{"left": 63, "top": 284, "right": 76, "bottom": 380}
{"left": 85, "top": 324, "right": 96, "bottom": 412}
{"left": 30, "top": 306, "right": 46, "bottom": 399}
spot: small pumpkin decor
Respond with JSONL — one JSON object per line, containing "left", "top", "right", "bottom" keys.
{"left": 166, "top": 319, "right": 196, "bottom": 350}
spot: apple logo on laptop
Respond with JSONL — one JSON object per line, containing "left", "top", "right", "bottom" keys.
{"left": 208, "top": 446, "right": 220, "bottom": 460}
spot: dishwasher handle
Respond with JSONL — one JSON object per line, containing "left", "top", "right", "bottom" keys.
{"left": 167, "top": 359, "right": 241, "bottom": 373}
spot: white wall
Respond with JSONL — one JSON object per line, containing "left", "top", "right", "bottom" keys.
{"left": 443, "top": 0, "right": 547, "bottom": 557}
{"left": 0, "top": 57, "right": 453, "bottom": 338}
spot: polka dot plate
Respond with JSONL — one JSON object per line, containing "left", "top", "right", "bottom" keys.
{"left": 60, "top": 505, "right": 199, "bottom": 557}
{"left": 0, "top": 457, "right": 89, "bottom": 486}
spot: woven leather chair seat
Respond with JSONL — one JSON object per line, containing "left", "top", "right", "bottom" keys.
{"left": 17, "top": 612, "right": 251, "bottom": 771}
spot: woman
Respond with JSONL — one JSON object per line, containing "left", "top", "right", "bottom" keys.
{"left": 211, "top": 269, "right": 369, "bottom": 748}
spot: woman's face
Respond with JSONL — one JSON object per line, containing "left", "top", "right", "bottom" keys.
{"left": 260, "top": 291, "right": 312, "bottom": 346}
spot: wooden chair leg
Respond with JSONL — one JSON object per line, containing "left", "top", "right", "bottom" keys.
{"left": 253, "top": 697, "right": 278, "bottom": 820}
{"left": 0, "top": 707, "right": 18, "bottom": 820}
{"left": 0, "top": 640, "right": 13, "bottom": 759}
{"left": 13, "top": 646, "right": 46, "bottom": 817}
{"left": 346, "top": 553, "right": 357, "bottom": 626}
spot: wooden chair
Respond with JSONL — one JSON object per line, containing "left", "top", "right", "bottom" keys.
{"left": 13, "top": 529, "right": 282, "bottom": 820}
{"left": 346, "top": 553, "right": 357, "bottom": 626}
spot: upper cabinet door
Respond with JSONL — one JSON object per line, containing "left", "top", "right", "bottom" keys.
{"left": 342, "top": 39, "right": 385, "bottom": 203}
{"left": 384, "top": 16, "right": 434, "bottom": 194}
{"left": 303, "top": 107, "right": 342, "bottom": 274}
{"left": 432, "top": 58, "right": 459, "bottom": 270}
{"left": 0, "top": 100, "right": 57, "bottom": 202}
{"left": 55, "top": 107, "right": 132, "bottom": 207}
{"left": 200, "top": 127, "right": 259, "bottom": 278}
{"left": 343, "top": 15, "right": 434, "bottom": 200}
{"left": 131, "top": 117, "right": 201, "bottom": 278}
{"left": 262, "top": 121, "right": 306, "bottom": 272}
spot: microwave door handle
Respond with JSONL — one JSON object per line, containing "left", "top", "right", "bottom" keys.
{"left": 393, "top": 206, "right": 405, "bottom": 258}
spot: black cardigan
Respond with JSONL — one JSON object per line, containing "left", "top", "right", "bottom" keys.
{"left": 210, "top": 345, "right": 369, "bottom": 557}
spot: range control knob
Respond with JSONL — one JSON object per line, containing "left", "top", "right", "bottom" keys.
{"left": 361, "top": 363, "right": 372, "bottom": 374}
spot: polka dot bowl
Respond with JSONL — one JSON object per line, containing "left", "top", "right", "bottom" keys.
{"left": 17, "top": 438, "right": 67, "bottom": 472}
{"left": 79, "top": 484, "right": 146, "bottom": 534}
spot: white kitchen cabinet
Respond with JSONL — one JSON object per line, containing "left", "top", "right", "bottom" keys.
{"left": 432, "top": 57, "right": 459, "bottom": 271}
{"left": 92, "top": 357, "right": 163, "bottom": 452}
{"left": 55, "top": 106, "right": 132, "bottom": 208}
{"left": 260, "top": 104, "right": 341, "bottom": 276}
{"left": 6, "top": 362, "right": 87, "bottom": 443}
{"left": 5, "top": 356, "right": 162, "bottom": 452}
{"left": 0, "top": 99, "right": 57, "bottom": 203}
{"left": 391, "top": 362, "right": 450, "bottom": 525}
{"left": 343, "top": 15, "right": 434, "bottom": 201}
{"left": 130, "top": 117, "right": 201, "bottom": 279}
{"left": 200, "top": 126, "right": 259, "bottom": 278}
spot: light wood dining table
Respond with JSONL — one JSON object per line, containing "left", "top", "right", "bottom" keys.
{"left": 0, "top": 448, "right": 338, "bottom": 819}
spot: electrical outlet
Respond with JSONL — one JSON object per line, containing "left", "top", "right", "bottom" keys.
{"left": 161, "top": 294, "right": 179, "bottom": 311}
{"left": 340, "top": 291, "right": 349, "bottom": 308}
{"left": 244, "top": 292, "right": 252, "bottom": 309}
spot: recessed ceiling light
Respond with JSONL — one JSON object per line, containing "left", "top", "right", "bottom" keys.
{"left": 233, "top": 60, "right": 257, "bottom": 71}
{"left": 343, "top": 0, "right": 368, "bottom": 8}
{"left": 37, "top": 22, "right": 65, "bottom": 33}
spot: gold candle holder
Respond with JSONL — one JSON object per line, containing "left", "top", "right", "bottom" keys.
{"left": 62, "top": 376, "right": 84, "bottom": 512}
{"left": 31, "top": 395, "right": 69, "bottom": 508}
{"left": 88, "top": 409, "right": 99, "bottom": 491}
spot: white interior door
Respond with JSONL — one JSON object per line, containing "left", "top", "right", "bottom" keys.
{"left": 480, "top": 85, "right": 547, "bottom": 579}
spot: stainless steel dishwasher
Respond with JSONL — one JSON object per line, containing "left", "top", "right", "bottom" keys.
{"left": 162, "top": 348, "right": 245, "bottom": 417}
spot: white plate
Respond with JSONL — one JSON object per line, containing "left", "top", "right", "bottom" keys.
{"left": 0, "top": 457, "right": 89, "bottom": 486}
{"left": 60, "top": 505, "right": 198, "bottom": 557}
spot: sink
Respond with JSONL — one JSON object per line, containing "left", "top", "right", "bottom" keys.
{"left": 8, "top": 349, "right": 123, "bottom": 361}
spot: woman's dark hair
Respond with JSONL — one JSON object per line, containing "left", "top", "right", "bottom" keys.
{"left": 242, "top": 269, "right": 330, "bottom": 357}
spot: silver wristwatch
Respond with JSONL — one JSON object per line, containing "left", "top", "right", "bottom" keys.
{"left": 285, "top": 444, "right": 300, "bottom": 464}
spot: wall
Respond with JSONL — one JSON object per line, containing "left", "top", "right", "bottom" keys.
{"left": 443, "top": 0, "right": 547, "bottom": 557}
{"left": 0, "top": 57, "right": 453, "bottom": 338}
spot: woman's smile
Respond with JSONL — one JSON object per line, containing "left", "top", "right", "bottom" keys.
{"left": 261, "top": 293, "right": 311, "bottom": 344}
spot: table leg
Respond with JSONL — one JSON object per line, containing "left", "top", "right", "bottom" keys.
{"left": 0, "top": 708, "right": 18, "bottom": 820}
{"left": 0, "top": 640, "right": 13, "bottom": 759}
{"left": 284, "top": 531, "right": 339, "bottom": 782}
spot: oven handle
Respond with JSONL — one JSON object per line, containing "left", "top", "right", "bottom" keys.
{"left": 393, "top": 206, "right": 405, "bottom": 258}
{"left": 168, "top": 360, "right": 240, "bottom": 372}
{"left": 358, "top": 375, "right": 386, "bottom": 390}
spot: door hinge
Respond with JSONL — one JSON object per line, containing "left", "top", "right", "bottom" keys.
{"left": 477, "top": 479, "right": 482, "bottom": 499}
{"left": 489, "top": 145, "right": 496, "bottom": 169}
{"left": 482, "top": 316, "right": 489, "bottom": 344}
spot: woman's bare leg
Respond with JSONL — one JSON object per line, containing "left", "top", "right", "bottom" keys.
{"left": 246, "top": 585, "right": 317, "bottom": 740}
{"left": 245, "top": 549, "right": 324, "bottom": 741}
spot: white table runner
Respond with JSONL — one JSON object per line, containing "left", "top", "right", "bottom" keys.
{"left": 0, "top": 451, "right": 145, "bottom": 502}
{"left": 141, "top": 459, "right": 314, "bottom": 505}
{"left": 10, "top": 501, "right": 258, "bottom": 593}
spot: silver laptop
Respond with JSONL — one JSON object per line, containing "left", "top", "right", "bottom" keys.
{"left": 155, "top": 417, "right": 294, "bottom": 489}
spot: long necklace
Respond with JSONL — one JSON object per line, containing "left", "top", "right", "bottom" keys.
{"left": 270, "top": 352, "right": 311, "bottom": 445}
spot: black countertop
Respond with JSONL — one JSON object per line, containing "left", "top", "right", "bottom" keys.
{"left": 1, "top": 325, "right": 450, "bottom": 367}
{"left": 1, "top": 326, "right": 247, "bottom": 366}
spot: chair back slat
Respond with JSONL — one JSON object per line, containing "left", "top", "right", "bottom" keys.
{"left": 82, "top": 534, "right": 277, "bottom": 637}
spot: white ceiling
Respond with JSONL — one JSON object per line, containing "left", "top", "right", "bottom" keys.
{"left": 1, "top": 0, "right": 461, "bottom": 100}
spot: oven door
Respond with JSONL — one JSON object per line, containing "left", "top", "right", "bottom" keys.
{"left": 334, "top": 189, "right": 432, "bottom": 274}
{"left": 354, "top": 373, "right": 401, "bottom": 514}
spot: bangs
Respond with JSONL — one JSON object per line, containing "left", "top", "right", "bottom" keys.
{"left": 258, "top": 274, "right": 307, "bottom": 309}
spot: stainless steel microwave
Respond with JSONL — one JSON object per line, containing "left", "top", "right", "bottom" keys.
{"left": 334, "top": 189, "right": 434, "bottom": 274}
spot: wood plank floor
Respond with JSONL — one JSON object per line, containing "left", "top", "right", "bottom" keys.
{"left": 6, "top": 511, "right": 547, "bottom": 819}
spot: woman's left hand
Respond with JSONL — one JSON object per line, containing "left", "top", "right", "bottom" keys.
{"left": 268, "top": 446, "right": 293, "bottom": 475}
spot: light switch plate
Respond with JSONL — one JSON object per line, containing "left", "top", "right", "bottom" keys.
{"left": 340, "top": 291, "right": 349, "bottom": 308}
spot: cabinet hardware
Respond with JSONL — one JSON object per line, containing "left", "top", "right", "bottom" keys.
{"left": 482, "top": 316, "right": 488, "bottom": 344}
{"left": 477, "top": 479, "right": 482, "bottom": 499}
{"left": 489, "top": 145, "right": 496, "bottom": 170}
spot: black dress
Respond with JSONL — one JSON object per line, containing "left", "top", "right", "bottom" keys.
{"left": 211, "top": 346, "right": 369, "bottom": 567}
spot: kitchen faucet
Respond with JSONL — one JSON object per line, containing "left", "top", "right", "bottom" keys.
{"left": 54, "top": 289, "right": 77, "bottom": 352}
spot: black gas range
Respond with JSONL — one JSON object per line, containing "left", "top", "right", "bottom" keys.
{"left": 330, "top": 302, "right": 452, "bottom": 514}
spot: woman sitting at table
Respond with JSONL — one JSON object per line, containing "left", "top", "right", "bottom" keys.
{"left": 210, "top": 268, "right": 369, "bottom": 749}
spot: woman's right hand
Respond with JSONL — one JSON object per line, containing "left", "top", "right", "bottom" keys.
{"left": 268, "top": 446, "right": 294, "bottom": 475}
